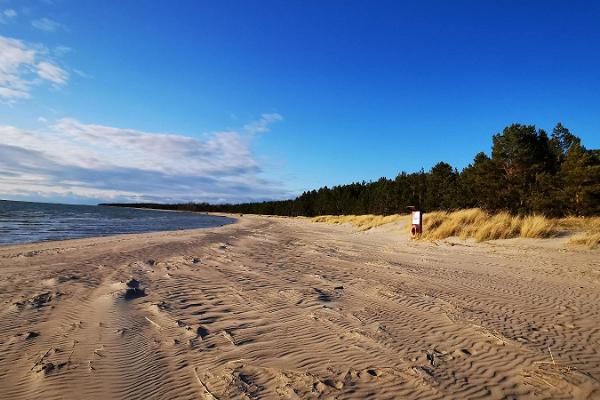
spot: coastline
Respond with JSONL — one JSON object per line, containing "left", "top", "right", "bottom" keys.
{"left": 0, "top": 200, "right": 237, "bottom": 247}
{"left": 1, "top": 215, "right": 598, "bottom": 399}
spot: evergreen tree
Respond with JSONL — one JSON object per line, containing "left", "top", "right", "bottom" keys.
{"left": 425, "top": 162, "right": 459, "bottom": 211}
{"left": 491, "top": 124, "right": 554, "bottom": 213}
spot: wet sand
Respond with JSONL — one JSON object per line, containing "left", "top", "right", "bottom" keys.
{"left": 0, "top": 215, "right": 599, "bottom": 399}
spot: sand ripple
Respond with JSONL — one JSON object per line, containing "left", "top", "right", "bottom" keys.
{"left": 0, "top": 217, "right": 599, "bottom": 399}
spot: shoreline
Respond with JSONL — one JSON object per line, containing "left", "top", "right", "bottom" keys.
{"left": 0, "top": 218, "right": 239, "bottom": 251}
{"left": 1, "top": 212, "right": 595, "bottom": 255}
{"left": 0, "top": 201, "right": 237, "bottom": 249}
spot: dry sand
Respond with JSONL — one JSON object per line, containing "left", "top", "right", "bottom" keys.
{"left": 0, "top": 215, "right": 599, "bottom": 399}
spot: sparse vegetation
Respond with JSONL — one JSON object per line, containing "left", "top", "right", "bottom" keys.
{"left": 312, "top": 208, "right": 599, "bottom": 248}
{"left": 311, "top": 214, "right": 409, "bottom": 231}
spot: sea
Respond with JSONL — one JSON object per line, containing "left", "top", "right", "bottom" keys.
{"left": 0, "top": 200, "right": 234, "bottom": 245}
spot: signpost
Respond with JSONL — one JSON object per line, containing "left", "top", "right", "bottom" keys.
{"left": 412, "top": 211, "right": 421, "bottom": 225}
{"left": 407, "top": 206, "right": 423, "bottom": 239}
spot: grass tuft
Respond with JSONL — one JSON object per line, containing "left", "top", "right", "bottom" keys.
{"left": 569, "top": 232, "right": 600, "bottom": 249}
{"left": 520, "top": 215, "right": 557, "bottom": 239}
{"left": 561, "top": 216, "right": 600, "bottom": 249}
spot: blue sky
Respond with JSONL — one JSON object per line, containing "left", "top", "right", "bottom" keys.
{"left": 1, "top": 1, "right": 599, "bottom": 204}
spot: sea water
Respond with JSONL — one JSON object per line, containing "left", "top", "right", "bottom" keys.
{"left": 0, "top": 200, "right": 234, "bottom": 245}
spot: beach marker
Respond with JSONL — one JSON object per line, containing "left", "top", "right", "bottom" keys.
{"left": 407, "top": 206, "right": 423, "bottom": 239}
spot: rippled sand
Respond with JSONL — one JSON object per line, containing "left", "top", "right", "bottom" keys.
{"left": 0, "top": 215, "right": 599, "bottom": 399}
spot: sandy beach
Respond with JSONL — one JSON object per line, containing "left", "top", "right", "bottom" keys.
{"left": 0, "top": 215, "right": 599, "bottom": 399}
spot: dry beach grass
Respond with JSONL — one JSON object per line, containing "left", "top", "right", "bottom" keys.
{"left": 421, "top": 209, "right": 558, "bottom": 242}
{"left": 0, "top": 215, "right": 599, "bottom": 399}
{"left": 312, "top": 209, "right": 599, "bottom": 248}
{"left": 311, "top": 214, "right": 409, "bottom": 231}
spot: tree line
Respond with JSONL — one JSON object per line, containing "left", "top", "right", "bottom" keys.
{"left": 104, "top": 123, "right": 600, "bottom": 217}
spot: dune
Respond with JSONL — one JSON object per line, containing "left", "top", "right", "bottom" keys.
{"left": 0, "top": 215, "right": 599, "bottom": 399}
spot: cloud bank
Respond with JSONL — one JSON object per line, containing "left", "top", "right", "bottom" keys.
{"left": 0, "top": 35, "right": 69, "bottom": 101}
{"left": 0, "top": 116, "right": 288, "bottom": 204}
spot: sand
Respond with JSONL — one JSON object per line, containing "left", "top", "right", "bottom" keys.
{"left": 0, "top": 215, "right": 599, "bottom": 399}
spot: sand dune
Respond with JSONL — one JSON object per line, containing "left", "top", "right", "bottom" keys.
{"left": 0, "top": 216, "right": 599, "bottom": 399}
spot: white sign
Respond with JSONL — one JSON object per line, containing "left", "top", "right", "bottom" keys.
{"left": 412, "top": 211, "right": 421, "bottom": 225}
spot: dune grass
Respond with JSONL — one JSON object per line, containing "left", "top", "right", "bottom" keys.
{"left": 312, "top": 209, "right": 599, "bottom": 248}
{"left": 560, "top": 216, "right": 600, "bottom": 249}
{"left": 568, "top": 232, "right": 600, "bottom": 249}
{"left": 421, "top": 209, "right": 558, "bottom": 242}
{"left": 311, "top": 214, "right": 409, "bottom": 231}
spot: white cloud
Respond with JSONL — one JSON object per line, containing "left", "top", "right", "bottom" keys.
{"left": 0, "top": 9, "right": 17, "bottom": 23}
{"left": 36, "top": 61, "right": 68, "bottom": 84}
{"left": 53, "top": 45, "right": 71, "bottom": 56}
{"left": 0, "top": 87, "right": 30, "bottom": 99}
{"left": 31, "top": 17, "right": 63, "bottom": 32}
{"left": 243, "top": 113, "right": 283, "bottom": 134}
{"left": 0, "top": 116, "right": 289, "bottom": 203}
{"left": 0, "top": 35, "right": 68, "bottom": 101}
{"left": 72, "top": 68, "right": 91, "bottom": 79}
